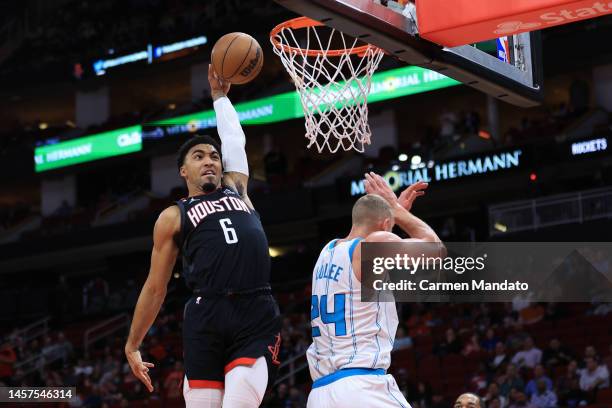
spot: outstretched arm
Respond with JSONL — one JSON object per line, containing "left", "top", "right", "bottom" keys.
{"left": 209, "top": 65, "right": 254, "bottom": 209}
{"left": 351, "top": 173, "right": 445, "bottom": 281}
{"left": 364, "top": 172, "right": 441, "bottom": 244}
{"left": 125, "top": 206, "right": 180, "bottom": 392}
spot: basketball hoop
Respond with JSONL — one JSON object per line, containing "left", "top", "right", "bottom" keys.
{"left": 270, "top": 17, "right": 384, "bottom": 153}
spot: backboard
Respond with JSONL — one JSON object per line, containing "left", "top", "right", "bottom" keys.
{"left": 273, "top": 0, "right": 543, "bottom": 107}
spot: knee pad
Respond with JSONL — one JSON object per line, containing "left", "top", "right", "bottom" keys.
{"left": 223, "top": 356, "right": 269, "bottom": 407}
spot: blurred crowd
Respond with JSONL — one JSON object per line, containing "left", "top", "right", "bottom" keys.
{"left": 2, "top": 290, "right": 611, "bottom": 407}
{"left": 390, "top": 301, "right": 612, "bottom": 408}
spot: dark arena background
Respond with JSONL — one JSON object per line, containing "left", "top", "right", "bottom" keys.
{"left": 1, "top": 1, "right": 612, "bottom": 407}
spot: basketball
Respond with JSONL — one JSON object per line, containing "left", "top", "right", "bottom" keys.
{"left": 211, "top": 32, "right": 263, "bottom": 84}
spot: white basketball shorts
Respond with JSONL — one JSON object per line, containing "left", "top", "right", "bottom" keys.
{"left": 307, "top": 368, "right": 411, "bottom": 408}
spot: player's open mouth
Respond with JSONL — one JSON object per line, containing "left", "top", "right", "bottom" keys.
{"left": 202, "top": 170, "right": 215, "bottom": 176}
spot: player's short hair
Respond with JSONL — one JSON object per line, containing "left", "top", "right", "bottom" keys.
{"left": 352, "top": 194, "right": 393, "bottom": 227}
{"left": 177, "top": 135, "right": 222, "bottom": 170}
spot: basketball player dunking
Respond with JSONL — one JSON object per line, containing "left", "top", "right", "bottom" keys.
{"left": 125, "top": 66, "right": 281, "bottom": 408}
{"left": 307, "top": 172, "right": 444, "bottom": 408}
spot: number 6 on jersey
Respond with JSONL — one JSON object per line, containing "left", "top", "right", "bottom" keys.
{"left": 219, "top": 218, "right": 238, "bottom": 244}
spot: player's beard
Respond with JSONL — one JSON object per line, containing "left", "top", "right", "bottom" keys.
{"left": 202, "top": 181, "right": 217, "bottom": 193}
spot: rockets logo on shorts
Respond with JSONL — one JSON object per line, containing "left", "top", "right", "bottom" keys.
{"left": 268, "top": 333, "right": 282, "bottom": 366}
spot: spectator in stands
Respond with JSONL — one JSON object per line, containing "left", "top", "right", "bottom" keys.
{"left": 163, "top": 361, "right": 184, "bottom": 400}
{"left": 507, "top": 388, "right": 531, "bottom": 408}
{"left": 396, "top": 368, "right": 416, "bottom": 400}
{"left": 82, "top": 384, "right": 103, "bottom": 407}
{"left": 147, "top": 336, "right": 168, "bottom": 367}
{"left": 524, "top": 364, "right": 553, "bottom": 397}
{"left": 487, "top": 397, "right": 502, "bottom": 408}
{"left": 435, "top": 328, "right": 462, "bottom": 355}
{"left": 489, "top": 342, "right": 510, "bottom": 374}
{"left": 98, "top": 366, "right": 120, "bottom": 389}
{"left": 556, "top": 360, "right": 585, "bottom": 407}
{"left": 463, "top": 333, "right": 482, "bottom": 357}
{"left": 406, "top": 308, "right": 433, "bottom": 337}
{"left": 583, "top": 345, "right": 598, "bottom": 361}
{"left": 74, "top": 358, "right": 94, "bottom": 377}
{"left": 41, "top": 335, "right": 63, "bottom": 365}
{"left": 579, "top": 356, "right": 610, "bottom": 394}
{"left": 504, "top": 322, "right": 529, "bottom": 352}
{"left": 430, "top": 393, "right": 449, "bottom": 408}
{"left": 529, "top": 378, "right": 557, "bottom": 408}
{"left": 499, "top": 364, "right": 525, "bottom": 397}
{"left": 481, "top": 328, "right": 500, "bottom": 353}
{"left": 392, "top": 325, "right": 413, "bottom": 351}
{"left": 125, "top": 381, "right": 148, "bottom": 401}
{"left": 483, "top": 382, "right": 507, "bottom": 408}
{"left": 511, "top": 337, "right": 542, "bottom": 369}
{"left": 411, "top": 380, "right": 433, "bottom": 408}
{"left": 267, "top": 382, "right": 289, "bottom": 408}
{"left": 8, "top": 331, "right": 25, "bottom": 361}
{"left": 0, "top": 341, "right": 16, "bottom": 384}
{"left": 468, "top": 363, "right": 488, "bottom": 394}
{"left": 101, "top": 351, "right": 119, "bottom": 374}
{"left": 542, "top": 338, "right": 573, "bottom": 368}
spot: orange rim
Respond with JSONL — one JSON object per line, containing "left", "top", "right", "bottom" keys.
{"left": 270, "top": 17, "right": 377, "bottom": 57}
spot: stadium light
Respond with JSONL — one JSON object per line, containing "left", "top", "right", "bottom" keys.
{"left": 269, "top": 247, "right": 282, "bottom": 257}
{"left": 494, "top": 222, "right": 507, "bottom": 232}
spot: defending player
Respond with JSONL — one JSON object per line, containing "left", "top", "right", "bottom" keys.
{"left": 307, "top": 172, "right": 444, "bottom": 408}
{"left": 125, "top": 66, "right": 281, "bottom": 408}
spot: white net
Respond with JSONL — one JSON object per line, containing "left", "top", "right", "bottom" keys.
{"left": 271, "top": 19, "right": 384, "bottom": 153}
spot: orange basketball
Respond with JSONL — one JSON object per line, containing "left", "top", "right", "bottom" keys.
{"left": 211, "top": 32, "right": 263, "bottom": 85}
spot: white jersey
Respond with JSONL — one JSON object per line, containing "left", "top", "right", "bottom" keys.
{"left": 307, "top": 238, "right": 399, "bottom": 381}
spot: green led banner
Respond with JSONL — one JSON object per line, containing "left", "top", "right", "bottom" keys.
{"left": 150, "top": 66, "right": 460, "bottom": 131}
{"left": 34, "top": 126, "right": 142, "bottom": 172}
{"left": 35, "top": 66, "right": 459, "bottom": 171}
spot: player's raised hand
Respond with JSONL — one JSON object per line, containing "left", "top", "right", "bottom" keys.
{"left": 398, "top": 181, "right": 428, "bottom": 212}
{"left": 208, "top": 64, "right": 231, "bottom": 98}
{"left": 364, "top": 172, "right": 398, "bottom": 207}
{"left": 125, "top": 349, "right": 155, "bottom": 392}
